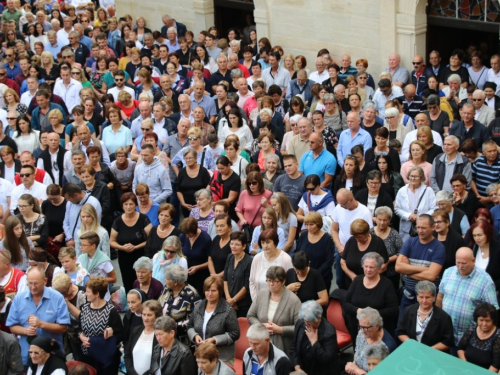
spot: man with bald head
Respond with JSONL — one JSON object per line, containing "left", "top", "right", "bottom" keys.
{"left": 228, "top": 53, "right": 250, "bottom": 78}
{"left": 37, "top": 132, "right": 67, "bottom": 186}
{"left": 337, "top": 112, "right": 372, "bottom": 167}
{"left": 437, "top": 247, "right": 499, "bottom": 348}
{"left": 309, "top": 56, "right": 329, "bottom": 84}
{"left": 385, "top": 53, "right": 409, "bottom": 88}
{"left": 299, "top": 132, "right": 336, "bottom": 188}
{"left": 331, "top": 188, "right": 373, "bottom": 289}
{"left": 237, "top": 77, "right": 254, "bottom": 108}
{"left": 397, "top": 84, "right": 424, "bottom": 119}
{"left": 401, "top": 112, "right": 443, "bottom": 162}
{"left": 338, "top": 54, "right": 357, "bottom": 82}
{"left": 411, "top": 54, "right": 428, "bottom": 92}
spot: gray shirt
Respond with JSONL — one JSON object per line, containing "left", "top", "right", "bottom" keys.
{"left": 207, "top": 46, "right": 222, "bottom": 61}
{"left": 163, "top": 134, "right": 188, "bottom": 183}
{"left": 273, "top": 173, "right": 306, "bottom": 210}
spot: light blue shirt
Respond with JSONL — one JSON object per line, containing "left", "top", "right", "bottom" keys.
{"left": 190, "top": 93, "right": 217, "bottom": 117}
{"left": 6, "top": 287, "right": 71, "bottom": 365}
{"left": 251, "top": 225, "right": 286, "bottom": 253}
{"left": 79, "top": 35, "right": 93, "bottom": 51}
{"left": 166, "top": 40, "right": 181, "bottom": 52}
{"left": 63, "top": 193, "right": 102, "bottom": 241}
{"left": 101, "top": 124, "right": 133, "bottom": 154}
{"left": 337, "top": 128, "right": 373, "bottom": 167}
{"left": 45, "top": 42, "right": 62, "bottom": 59}
{"left": 299, "top": 149, "right": 337, "bottom": 183}
{"left": 372, "top": 89, "right": 398, "bottom": 119}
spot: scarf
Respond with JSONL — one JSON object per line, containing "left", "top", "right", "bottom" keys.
{"left": 302, "top": 188, "right": 335, "bottom": 211}
{"left": 153, "top": 251, "right": 180, "bottom": 284}
{"left": 78, "top": 249, "right": 110, "bottom": 274}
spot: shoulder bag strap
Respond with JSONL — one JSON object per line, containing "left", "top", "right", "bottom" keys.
{"left": 200, "top": 148, "right": 206, "bottom": 168}
{"left": 414, "top": 187, "right": 427, "bottom": 214}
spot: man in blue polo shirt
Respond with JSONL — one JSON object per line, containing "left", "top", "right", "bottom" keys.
{"left": 337, "top": 112, "right": 372, "bottom": 167}
{"left": 6, "top": 266, "right": 70, "bottom": 366}
{"left": 299, "top": 132, "right": 336, "bottom": 188}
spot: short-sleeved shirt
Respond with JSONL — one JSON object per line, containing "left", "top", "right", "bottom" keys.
{"left": 285, "top": 267, "right": 326, "bottom": 303}
{"left": 101, "top": 124, "right": 133, "bottom": 154}
{"left": 273, "top": 174, "right": 306, "bottom": 211}
{"left": 399, "top": 236, "right": 445, "bottom": 293}
{"left": 299, "top": 149, "right": 337, "bottom": 183}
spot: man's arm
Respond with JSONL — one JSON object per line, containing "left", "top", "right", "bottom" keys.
{"left": 62, "top": 203, "right": 71, "bottom": 241}
{"left": 408, "top": 262, "right": 443, "bottom": 282}
{"left": 395, "top": 254, "right": 425, "bottom": 275}
{"left": 429, "top": 161, "right": 440, "bottom": 193}
{"left": 331, "top": 220, "right": 344, "bottom": 253}
{"left": 436, "top": 292, "right": 443, "bottom": 308}
{"left": 320, "top": 173, "right": 333, "bottom": 189}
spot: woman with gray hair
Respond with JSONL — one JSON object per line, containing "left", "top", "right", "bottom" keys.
{"left": 397, "top": 280, "right": 454, "bottom": 350}
{"left": 289, "top": 300, "right": 340, "bottom": 375}
{"left": 281, "top": 114, "right": 302, "bottom": 155}
{"left": 177, "top": 149, "right": 212, "bottom": 219}
{"left": 343, "top": 252, "right": 399, "bottom": 344}
{"left": 132, "top": 256, "right": 164, "bottom": 300}
{"left": 424, "top": 94, "right": 450, "bottom": 138}
{"left": 149, "top": 315, "right": 197, "bottom": 375}
{"left": 189, "top": 188, "right": 215, "bottom": 232}
{"left": 152, "top": 234, "right": 187, "bottom": 284}
{"left": 383, "top": 106, "right": 413, "bottom": 145}
{"left": 395, "top": 165, "right": 437, "bottom": 242}
{"left": 344, "top": 307, "right": 396, "bottom": 374}
{"left": 158, "top": 264, "right": 201, "bottom": 339}
{"left": 365, "top": 342, "right": 389, "bottom": 371}
{"left": 262, "top": 153, "right": 284, "bottom": 187}
{"left": 323, "top": 93, "right": 347, "bottom": 134}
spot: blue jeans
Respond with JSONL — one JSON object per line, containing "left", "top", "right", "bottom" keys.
{"left": 335, "top": 251, "right": 346, "bottom": 290}
{"left": 398, "top": 288, "right": 417, "bottom": 324}
{"left": 169, "top": 182, "right": 180, "bottom": 227}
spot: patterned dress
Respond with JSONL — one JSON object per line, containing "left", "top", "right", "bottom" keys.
{"left": 158, "top": 284, "right": 200, "bottom": 338}
{"left": 79, "top": 302, "right": 118, "bottom": 355}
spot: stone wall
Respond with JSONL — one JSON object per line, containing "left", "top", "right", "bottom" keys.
{"left": 115, "top": 0, "right": 426, "bottom": 79}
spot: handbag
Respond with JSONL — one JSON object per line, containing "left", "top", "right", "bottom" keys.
{"left": 409, "top": 187, "right": 428, "bottom": 237}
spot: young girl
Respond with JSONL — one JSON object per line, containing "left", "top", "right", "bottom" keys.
{"left": 75, "top": 204, "right": 110, "bottom": 257}
{"left": 0, "top": 216, "right": 34, "bottom": 271}
{"left": 250, "top": 207, "right": 286, "bottom": 255}
{"left": 271, "top": 192, "right": 298, "bottom": 254}
{"left": 57, "top": 246, "right": 90, "bottom": 286}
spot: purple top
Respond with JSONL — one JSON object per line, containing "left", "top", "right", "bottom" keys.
{"left": 132, "top": 277, "right": 164, "bottom": 300}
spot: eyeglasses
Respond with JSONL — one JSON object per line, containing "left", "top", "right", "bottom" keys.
{"left": 115, "top": 78, "right": 124, "bottom": 82}
{"left": 367, "top": 181, "right": 380, "bottom": 185}
{"left": 339, "top": 197, "right": 352, "bottom": 209}
{"left": 472, "top": 99, "right": 482, "bottom": 102}
{"left": 187, "top": 136, "right": 199, "bottom": 141}
{"left": 358, "top": 325, "right": 373, "bottom": 331}
{"left": 18, "top": 204, "right": 31, "bottom": 208}
{"left": 385, "top": 116, "right": 395, "bottom": 120}
{"left": 63, "top": 56, "right": 73, "bottom": 59}
{"left": 19, "top": 173, "right": 32, "bottom": 178}
{"left": 0, "top": 73, "right": 6, "bottom": 76}
{"left": 324, "top": 102, "right": 334, "bottom": 105}
{"left": 412, "top": 61, "right": 423, "bottom": 65}
{"left": 248, "top": 181, "right": 258, "bottom": 186}
{"left": 358, "top": 76, "right": 367, "bottom": 80}
{"left": 4, "top": 54, "right": 12, "bottom": 57}
{"left": 6, "top": 117, "right": 16, "bottom": 120}
{"left": 409, "top": 175, "right": 420, "bottom": 179}
{"left": 71, "top": 71, "right": 81, "bottom": 75}
{"left": 141, "top": 127, "right": 151, "bottom": 131}
{"left": 290, "top": 123, "right": 298, "bottom": 127}
{"left": 164, "top": 250, "right": 177, "bottom": 254}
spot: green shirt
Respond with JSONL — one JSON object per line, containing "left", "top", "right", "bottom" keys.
{"left": 1, "top": 8, "right": 22, "bottom": 28}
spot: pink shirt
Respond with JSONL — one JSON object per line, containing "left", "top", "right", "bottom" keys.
{"left": 235, "top": 189, "right": 273, "bottom": 227}
{"left": 400, "top": 160, "right": 432, "bottom": 187}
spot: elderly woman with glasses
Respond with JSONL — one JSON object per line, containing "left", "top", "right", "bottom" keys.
{"left": 323, "top": 93, "right": 347, "bottom": 135}
{"left": 395, "top": 166, "right": 437, "bottom": 242}
{"left": 171, "top": 127, "right": 215, "bottom": 176}
{"left": 159, "top": 264, "right": 200, "bottom": 339}
{"left": 344, "top": 307, "right": 396, "bottom": 375}
{"left": 383, "top": 106, "right": 413, "bottom": 145}
{"left": 26, "top": 336, "right": 68, "bottom": 375}
{"left": 397, "top": 280, "right": 454, "bottom": 351}
{"left": 290, "top": 300, "right": 340, "bottom": 375}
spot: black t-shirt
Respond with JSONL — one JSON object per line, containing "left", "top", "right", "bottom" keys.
{"left": 177, "top": 166, "right": 211, "bottom": 206}
{"left": 40, "top": 199, "right": 67, "bottom": 237}
{"left": 0, "top": 135, "right": 18, "bottom": 153}
{"left": 112, "top": 214, "right": 151, "bottom": 246}
{"left": 286, "top": 267, "right": 326, "bottom": 303}
{"left": 221, "top": 171, "right": 241, "bottom": 221}
{"left": 209, "top": 236, "right": 231, "bottom": 274}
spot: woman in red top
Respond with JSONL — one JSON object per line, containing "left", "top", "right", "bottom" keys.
{"left": 115, "top": 90, "right": 139, "bottom": 120}
{"left": 252, "top": 133, "right": 283, "bottom": 172}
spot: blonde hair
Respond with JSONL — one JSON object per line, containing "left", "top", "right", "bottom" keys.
{"left": 40, "top": 51, "right": 54, "bottom": 68}
{"left": 78, "top": 204, "right": 100, "bottom": 234}
{"left": 48, "top": 108, "right": 64, "bottom": 122}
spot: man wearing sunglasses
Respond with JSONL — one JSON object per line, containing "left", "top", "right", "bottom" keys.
{"left": 0, "top": 66, "right": 19, "bottom": 96}
{"left": 471, "top": 89, "right": 495, "bottom": 127}
{"left": 410, "top": 54, "right": 428, "bottom": 93}
{"left": 107, "top": 70, "right": 134, "bottom": 101}
{"left": 397, "top": 83, "right": 424, "bottom": 120}
{"left": 3, "top": 47, "right": 20, "bottom": 81}
{"left": 10, "top": 165, "right": 47, "bottom": 215}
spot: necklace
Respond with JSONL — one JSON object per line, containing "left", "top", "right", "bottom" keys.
{"left": 158, "top": 225, "right": 170, "bottom": 233}
{"left": 418, "top": 307, "right": 433, "bottom": 315}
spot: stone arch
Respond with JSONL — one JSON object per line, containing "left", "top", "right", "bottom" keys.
{"left": 252, "top": 0, "right": 271, "bottom": 40}
{"left": 396, "top": 0, "right": 428, "bottom": 68}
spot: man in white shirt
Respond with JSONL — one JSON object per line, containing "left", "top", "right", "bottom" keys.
{"left": 487, "top": 54, "right": 500, "bottom": 96}
{"left": 53, "top": 66, "right": 83, "bottom": 114}
{"left": 152, "top": 102, "right": 170, "bottom": 145}
{"left": 107, "top": 70, "right": 135, "bottom": 101}
{"left": 0, "top": 173, "right": 12, "bottom": 220}
{"left": 372, "top": 78, "right": 401, "bottom": 119}
{"left": 17, "top": 152, "right": 53, "bottom": 186}
{"left": 401, "top": 113, "right": 443, "bottom": 163}
{"left": 309, "top": 56, "right": 329, "bottom": 84}
{"left": 10, "top": 165, "right": 47, "bottom": 214}
{"left": 56, "top": 16, "right": 73, "bottom": 46}
{"left": 20, "top": 76, "right": 38, "bottom": 107}
{"left": 36, "top": 133, "right": 68, "bottom": 186}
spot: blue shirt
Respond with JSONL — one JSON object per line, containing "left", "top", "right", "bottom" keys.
{"left": 336, "top": 128, "right": 373, "bottom": 167}
{"left": 400, "top": 237, "right": 445, "bottom": 293}
{"left": 79, "top": 35, "right": 93, "bottom": 51}
{"left": 3, "top": 62, "right": 21, "bottom": 80}
{"left": 44, "top": 42, "right": 62, "bottom": 59}
{"left": 101, "top": 124, "right": 133, "bottom": 154}
{"left": 6, "top": 287, "right": 71, "bottom": 365}
{"left": 299, "top": 148, "right": 337, "bottom": 183}
{"left": 136, "top": 201, "right": 160, "bottom": 226}
{"left": 166, "top": 40, "right": 181, "bottom": 52}
{"left": 63, "top": 193, "right": 102, "bottom": 241}
{"left": 190, "top": 93, "right": 217, "bottom": 117}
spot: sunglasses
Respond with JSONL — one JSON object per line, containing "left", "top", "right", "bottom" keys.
{"left": 306, "top": 187, "right": 316, "bottom": 191}
{"left": 4, "top": 54, "right": 12, "bottom": 57}
{"left": 248, "top": 181, "right": 258, "bottom": 186}
{"left": 6, "top": 117, "right": 16, "bottom": 120}
{"left": 141, "top": 127, "right": 151, "bottom": 131}
{"left": 71, "top": 71, "right": 81, "bottom": 75}
{"left": 164, "top": 250, "right": 177, "bottom": 255}
{"left": 19, "top": 173, "right": 32, "bottom": 177}
{"left": 187, "top": 136, "right": 199, "bottom": 141}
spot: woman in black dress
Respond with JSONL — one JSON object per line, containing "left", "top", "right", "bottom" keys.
{"left": 145, "top": 203, "right": 180, "bottom": 258}
{"left": 40, "top": 184, "right": 66, "bottom": 257}
{"left": 177, "top": 148, "right": 211, "bottom": 218}
{"left": 211, "top": 156, "right": 241, "bottom": 222}
{"left": 110, "top": 192, "right": 152, "bottom": 292}
{"left": 207, "top": 214, "right": 232, "bottom": 277}
{"left": 286, "top": 251, "right": 328, "bottom": 306}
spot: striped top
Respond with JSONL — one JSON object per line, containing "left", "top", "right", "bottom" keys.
{"left": 471, "top": 155, "right": 500, "bottom": 196}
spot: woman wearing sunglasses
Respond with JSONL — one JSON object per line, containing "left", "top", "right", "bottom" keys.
{"left": 296, "top": 174, "right": 335, "bottom": 230}
{"left": 170, "top": 127, "right": 215, "bottom": 177}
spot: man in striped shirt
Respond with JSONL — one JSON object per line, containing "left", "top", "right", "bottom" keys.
{"left": 471, "top": 140, "right": 500, "bottom": 206}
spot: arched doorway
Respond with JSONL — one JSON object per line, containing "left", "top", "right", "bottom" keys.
{"left": 213, "top": 0, "right": 255, "bottom": 42}
{"left": 426, "top": 0, "right": 500, "bottom": 63}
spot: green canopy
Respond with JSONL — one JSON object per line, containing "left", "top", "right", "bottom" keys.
{"left": 369, "top": 339, "right": 492, "bottom": 375}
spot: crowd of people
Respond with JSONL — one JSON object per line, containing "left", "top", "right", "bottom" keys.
{"left": 1, "top": 1, "right": 500, "bottom": 375}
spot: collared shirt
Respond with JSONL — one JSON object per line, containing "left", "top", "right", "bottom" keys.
{"left": 63, "top": 193, "right": 102, "bottom": 240}
{"left": 237, "top": 90, "right": 254, "bottom": 108}
{"left": 487, "top": 68, "right": 500, "bottom": 95}
{"left": 309, "top": 70, "right": 329, "bottom": 84}
{"left": 471, "top": 155, "right": 500, "bottom": 196}
{"left": 190, "top": 93, "right": 217, "bottom": 117}
{"left": 10, "top": 181, "right": 47, "bottom": 214}
{"left": 6, "top": 286, "right": 71, "bottom": 365}
{"left": 56, "top": 28, "right": 72, "bottom": 46}
{"left": 384, "top": 66, "right": 410, "bottom": 85}
{"left": 338, "top": 65, "right": 358, "bottom": 81}
{"left": 166, "top": 40, "right": 180, "bottom": 52}
{"left": 261, "top": 66, "right": 291, "bottom": 92}
{"left": 3, "top": 62, "right": 21, "bottom": 80}
{"left": 79, "top": 139, "right": 110, "bottom": 166}
{"left": 101, "top": 125, "right": 133, "bottom": 154}
{"left": 337, "top": 127, "right": 373, "bottom": 167}
{"left": 37, "top": 149, "right": 60, "bottom": 185}
{"left": 442, "top": 155, "right": 457, "bottom": 192}
{"left": 131, "top": 114, "right": 154, "bottom": 139}
{"left": 44, "top": 42, "right": 62, "bottom": 59}
{"left": 372, "top": 88, "right": 400, "bottom": 119}
{"left": 53, "top": 78, "right": 83, "bottom": 113}
{"left": 1, "top": 8, "right": 22, "bottom": 28}
{"left": 163, "top": 134, "right": 189, "bottom": 182}
{"left": 299, "top": 148, "right": 337, "bottom": 183}
{"left": 257, "top": 58, "right": 270, "bottom": 70}
{"left": 440, "top": 266, "right": 499, "bottom": 345}
{"left": 287, "top": 134, "right": 312, "bottom": 164}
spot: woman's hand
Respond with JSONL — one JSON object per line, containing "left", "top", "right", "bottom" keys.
{"left": 204, "top": 337, "right": 216, "bottom": 344}
{"left": 408, "top": 213, "right": 418, "bottom": 222}
{"left": 261, "top": 197, "right": 268, "bottom": 207}
{"left": 80, "top": 333, "right": 91, "bottom": 347}
{"left": 240, "top": 219, "right": 248, "bottom": 226}
{"left": 54, "top": 233, "right": 65, "bottom": 243}
{"left": 122, "top": 243, "right": 135, "bottom": 252}
{"left": 265, "top": 321, "right": 283, "bottom": 335}
{"left": 104, "top": 327, "right": 113, "bottom": 339}
{"left": 188, "top": 266, "right": 198, "bottom": 275}
{"left": 305, "top": 324, "right": 318, "bottom": 346}
{"left": 183, "top": 203, "right": 195, "bottom": 210}
{"left": 288, "top": 282, "right": 301, "bottom": 294}
{"left": 194, "top": 335, "right": 203, "bottom": 345}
